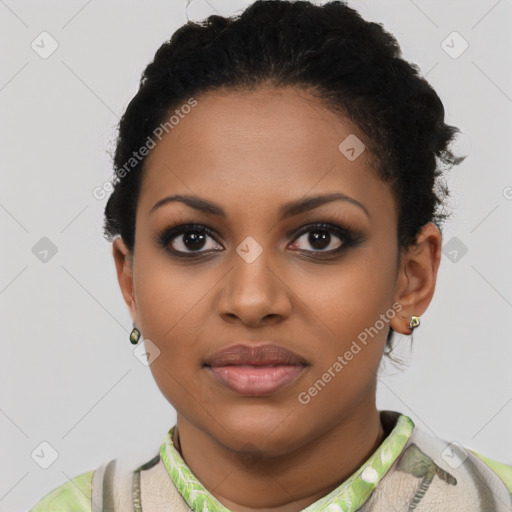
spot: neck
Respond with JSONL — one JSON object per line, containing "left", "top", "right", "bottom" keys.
{"left": 173, "top": 405, "right": 386, "bottom": 512}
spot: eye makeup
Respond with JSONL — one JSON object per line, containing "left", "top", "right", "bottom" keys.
{"left": 155, "top": 218, "right": 367, "bottom": 261}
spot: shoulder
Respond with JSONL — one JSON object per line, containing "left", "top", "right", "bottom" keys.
{"left": 404, "top": 425, "right": 512, "bottom": 505}
{"left": 468, "top": 449, "right": 512, "bottom": 495}
{"left": 28, "top": 468, "right": 95, "bottom": 512}
{"left": 28, "top": 455, "right": 155, "bottom": 512}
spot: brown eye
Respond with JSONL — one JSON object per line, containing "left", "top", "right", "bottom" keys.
{"left": 290, "top": 227, "right": 343, "bottom": 252}
{"left": 171, "top": 229, "right": 220, "bottom": 252}
{"left": 157, "top": 224, "right": 223, "bottom": 256}
{"left": 288, "top": 222, "right": 360, "bottom": 256}
{"left": 157, "top": 222, "right": 363, "bottom": 259}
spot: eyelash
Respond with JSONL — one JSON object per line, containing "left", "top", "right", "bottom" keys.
{"left": 156, "top": 222, "right": 364, "bottom": 260}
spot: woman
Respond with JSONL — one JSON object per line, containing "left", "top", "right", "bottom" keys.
{"left": 29, "top": 1, "right": 512, "bottom": 510}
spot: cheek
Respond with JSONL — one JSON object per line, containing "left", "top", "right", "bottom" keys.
{"left": 133, "top": 242, "right": 194, "bottom": 325}
{"left": 296, "top": 263, "right": 393, "bottom": 414}
{"left": 304, "top": 255, "right": 395, "bottom": 335}
{"left": 134, "top": 258, "right": 206, "bottom": 408}
{"left": 127, "top": 242, "right": 204, "bottom": 410}
{"left": 296, "top": 247, "right": 397, "bottom": 384}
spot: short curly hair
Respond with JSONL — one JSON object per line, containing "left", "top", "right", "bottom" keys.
{"left": 102, "top": 0, "right": 465, "bottom": 358}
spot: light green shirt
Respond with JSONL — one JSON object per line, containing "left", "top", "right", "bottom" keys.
{"left": 29, "top": 410, "right": 512, "bottom": 511}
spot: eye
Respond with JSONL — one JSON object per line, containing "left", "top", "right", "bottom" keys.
{"left": 288, "top": 223, "right": 350, "bottom": 254}
{"left": 157, "top": 221, "right": 362, "bottom": 259}
{"left": 157, "top": 224, "right": 222, "bottom": 257}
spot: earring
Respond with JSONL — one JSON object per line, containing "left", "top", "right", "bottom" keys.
{"left": 408, "top": 315, "right": 420, "bottom": 331}
{"left": 130, "top": 325, "right": 141, "bottom": 345}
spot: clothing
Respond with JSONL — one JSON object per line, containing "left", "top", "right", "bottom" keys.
{"left": 29, "top": 410, "right": 512, "bottom": 511}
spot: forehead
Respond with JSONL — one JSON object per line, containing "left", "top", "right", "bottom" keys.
{"left": 138, "top": 86, "right": 395, "bottom": 223}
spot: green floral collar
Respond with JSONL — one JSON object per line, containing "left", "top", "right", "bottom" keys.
{"left": 159, "top": 411, "right": 415, "bottom": 512}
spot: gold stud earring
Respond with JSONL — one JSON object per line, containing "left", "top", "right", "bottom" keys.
{"left": 408, "top": 315, "right": 420, "bottom": 331}
{"left": 130, "top": 325, "right": 141, "bottom": 345}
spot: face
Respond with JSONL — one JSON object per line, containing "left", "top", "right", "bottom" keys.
{"left": 115, "top": 86, "right": 407, "bottom": 455}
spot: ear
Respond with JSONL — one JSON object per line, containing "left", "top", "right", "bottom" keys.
{"left": 390, "top": 222, "right": 442, "bottom": 335}
{"left": 112, "top": 237, "right": 138, "bottom": 323}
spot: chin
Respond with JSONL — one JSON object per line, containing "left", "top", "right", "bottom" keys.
{"left": 214, "top": 407, "right": 309, "bottom": 457}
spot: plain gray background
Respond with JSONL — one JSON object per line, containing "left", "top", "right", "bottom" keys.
{"left": 1, "top": 1, "right": 511, "bottom": 510}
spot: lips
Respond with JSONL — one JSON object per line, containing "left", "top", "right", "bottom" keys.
{"left": 204, "top": 343, "right": 307, "bottom": 367}
{"left": 203, "top": 343, "right": 308, "bottom": 396}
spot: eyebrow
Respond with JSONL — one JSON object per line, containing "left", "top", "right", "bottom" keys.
{"left": 149, "top": 192, "right": 370, "bottom": 219}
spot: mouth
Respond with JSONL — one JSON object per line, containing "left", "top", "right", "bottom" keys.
{"left": 203, "top": 343, "right": 308, "bottom": 396}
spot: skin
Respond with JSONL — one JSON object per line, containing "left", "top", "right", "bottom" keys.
{"left": 113, "top": 85, "right": 442, "bottom": 512}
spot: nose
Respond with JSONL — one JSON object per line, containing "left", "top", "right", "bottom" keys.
{"left": 216, "top": 251, "right": 292, "bottom": 328}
